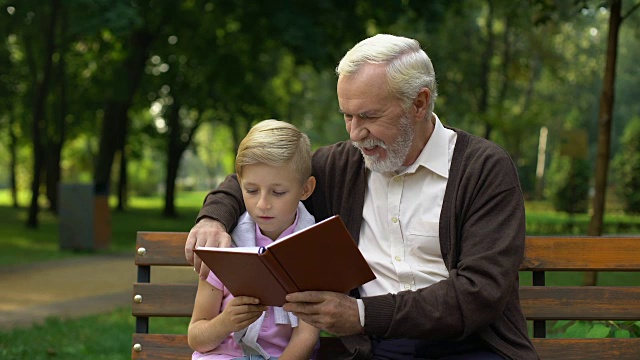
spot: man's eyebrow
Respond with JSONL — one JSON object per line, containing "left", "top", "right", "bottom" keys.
{"left": 339, "top": 109, "right": 376, "bottom": 116}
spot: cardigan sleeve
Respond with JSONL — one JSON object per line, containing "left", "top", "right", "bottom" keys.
{"left": 196, "top": 174, "right": 246, "bottom": 232}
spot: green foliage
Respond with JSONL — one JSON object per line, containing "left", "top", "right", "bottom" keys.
{"left": 0, "top": 306, "right": 189, "bottom": 359}
{"left": 2, "top": 0, "right": 640, "bottom": 223}
{"left": 525, "top": 211, "right": 640, "bottom": 235}
{"left": 126, "top": 147, "right": 164, "bottom": 197}
{"left": 550, "top": 320, "right": 640, "bottom": 339}
{"left": 192, "top": 122, "right": 236, "bottom": 185}
{"left": 613, "top": 117, "right": 640, "bottom": 213}
{"left": 545, "top": 154, "right": 590, "bottom": 214}
{"left": 65, "top": 0, "right": 143, "bottom": 37}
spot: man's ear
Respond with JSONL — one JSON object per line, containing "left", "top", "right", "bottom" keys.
{"left": 413, "top": 88, "right": 431, "bottom": 120}
{"left": 300, "top": 176, "right": 316, "bottom": 200}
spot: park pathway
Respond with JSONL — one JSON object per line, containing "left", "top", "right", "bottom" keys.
{"left": 0, "top": 254, "right": 195, "bottom": 330}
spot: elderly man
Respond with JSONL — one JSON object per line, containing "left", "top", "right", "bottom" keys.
{"left": 186, "top": 34, "right": 538, "bottom": 360}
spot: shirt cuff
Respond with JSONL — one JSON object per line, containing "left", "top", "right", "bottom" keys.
{"left": 356, "top": 299, "right": 365, "bottom": 327}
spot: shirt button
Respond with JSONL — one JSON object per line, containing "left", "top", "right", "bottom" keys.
{"left": 391, "top": 217, "right": 398, "bottom": 223}
{"left": 404, "top": 284, "right": 411, "bottom": 290}
{"left": 264, "top": 313, "right": 269, "bottom": 317}
{"left": 394, "top": 256, "right": 402, "bottom": 262}
{"left": 394, "top": 177, "right": 402, "bottom": 182}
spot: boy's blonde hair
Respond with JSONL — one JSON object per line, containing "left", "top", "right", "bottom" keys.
{"left": 235, "top": 119, "right": 312, "bottom": 183}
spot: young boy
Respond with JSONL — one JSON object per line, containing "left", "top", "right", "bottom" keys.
{"left": 188, "top": 119, "right": 319, "bottom": 360}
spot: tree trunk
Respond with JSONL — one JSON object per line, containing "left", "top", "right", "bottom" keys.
{"left": 480, "top": 0, "right": 495, "bottom": 140}
{"left": 45, "top": 142, "right": 63, "bottom": 213}
{"left": 116, "top": 144, "right": 128, "bottom": 212}
{"left": 94, "top": 101, "right": 126, "bottom": 195}
{"left": 115, "top": 76, "right": 129, "bottom": 213}
{"left": 585, "top": 0, "right": 622, "bottom": 286}
{"left": 94, "top": 30, "right": 153, "bottom": 196}
{"left": 45, "top": 2, "right": 67, "bottom": 214}
{"left": 27, "top": 0, "right": 60, "bottom": 228}
{"left": 163, "top": 100, "right": 183, "bottom": 218}
{"left": 163, "top": 98, "right": 202, "bottom": 218}
{"left": 163, "top": 150, "right": 180, "bottom": 218}
{"left": 9, "top": 114, "right": 19, "bottom": 208}
{"left": 45, "top": 55, "right": 66, "bottom": 213}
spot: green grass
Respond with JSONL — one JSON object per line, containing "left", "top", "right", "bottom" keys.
{"left": 0, "top": 190, "right": 208, "bottom": 266}
{"left": 524, "top": 200, "right": 640, "bottom": 234}
{"left": 0, "top": 307, "right": 190, "bottom": 360}
{"left": 525, "top": 210, "right": 640, "bottom": 235}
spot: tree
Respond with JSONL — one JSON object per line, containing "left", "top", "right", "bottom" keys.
{"left": 93, "top": 26, "right": 154, "bottom": 197}
{"left": 43, "top": 3, "right": 68, "bottom": 213}
{"left": 93, "top": 1, "right": 177, "bottom": 199}
{"left": 588, "top": 0, "right": 639, "bottom": 237}
{"left": 546, "top": 155, "right": 590, "bottom": 215}
{"left": 584, "top": 0, "right": 639, "bottom": 285}
{"left": 0, "top": 9, "right": 24, "bottom": 208}
{"left": 25, "top": 0, "right": 60, "bottom": 228}
{"left": 613, "top": 117, "right": 640, "bottom": 213}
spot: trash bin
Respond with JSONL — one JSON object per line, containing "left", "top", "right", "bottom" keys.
{"left": 58, "top": 183, "right": 112, "bottom": 251}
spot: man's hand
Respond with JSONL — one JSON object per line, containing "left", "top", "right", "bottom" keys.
{"left": 283, "top": 291, "right": 362, "bottom": 336}
{"left": 185, "top": 218, "right": 232, "bottom": 280}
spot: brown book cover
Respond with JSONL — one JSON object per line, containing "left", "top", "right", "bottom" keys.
{"left": 194, "top": 215, "right": 376, "bottom": 306}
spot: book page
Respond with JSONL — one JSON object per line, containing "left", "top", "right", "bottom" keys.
{"left": 196, "top": 246, "right": 260, "bottom": 253}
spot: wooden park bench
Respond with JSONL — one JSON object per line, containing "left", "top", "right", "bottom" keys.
{"left": 131, "top": 232, "right": 640, "bottom": 359}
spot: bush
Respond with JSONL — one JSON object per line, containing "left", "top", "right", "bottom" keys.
{"left": 613, "top": 117, "right": 640, "bottom": 214}
{"left": 545, "top": 154, "right": 590, "bottom": 214}
{"left": 549, "top": 320, "right": 640, "bottom": 339}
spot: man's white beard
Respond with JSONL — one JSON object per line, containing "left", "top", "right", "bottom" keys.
{"left": 353, "top": 115, "right": 414, "bottom": 173}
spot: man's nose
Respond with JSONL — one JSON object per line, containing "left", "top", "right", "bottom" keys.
{"left": 349, "top": 117, "right": 369, "bottom": 142}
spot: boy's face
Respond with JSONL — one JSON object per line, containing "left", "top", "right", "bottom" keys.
{"left": 239, "top": 163, "right": 315, "bottom": 241}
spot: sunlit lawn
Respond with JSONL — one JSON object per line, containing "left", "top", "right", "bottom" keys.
{"left": 0, "top": 306, "right": 190, "bottom": 360}
{"left": 0, "top": 190, "right": 208, "bottom": 267}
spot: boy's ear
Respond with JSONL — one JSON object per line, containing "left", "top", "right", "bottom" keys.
{"left": 300, "top": 176, "right": 316, "bottom": 200}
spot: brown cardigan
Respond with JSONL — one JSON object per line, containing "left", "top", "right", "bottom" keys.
{"left": 198, "top": 128, "right": 538, "bottom": 360}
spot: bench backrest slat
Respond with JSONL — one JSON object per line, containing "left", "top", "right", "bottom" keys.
{"left": 132, "top": 283, "right": 197, "bottom": 317}
{"left": 136, "top": 233, "right": 640, "bottom": 270}
{"left": 136, "top": 232, "right": 190, "bottom": 266}
{"left": 520, "top": 286, "right": 640, "bottom": 320}
{"left": 133, "top": 284, "right": 640, "bottom": 320}
{"left": 531, "top": 338, "right": 640, "bottom": 360}
{"left": 522, "top": 236, "right": 640, "bottom": 270}
{"left": 132, "top": 334, "right": 193, "bottom": 359}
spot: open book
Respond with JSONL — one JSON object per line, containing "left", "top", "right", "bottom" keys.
{"left": 194, "top": 215, "right": 376, "bottom": 306}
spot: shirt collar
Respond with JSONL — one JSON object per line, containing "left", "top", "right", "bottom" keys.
{"left": 255, "top": 210, "right": 299, "bottom": 243}
{"left": 401, "top": 114, "right": 450, "bottom": 178}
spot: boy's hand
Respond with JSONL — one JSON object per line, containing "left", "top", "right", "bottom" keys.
{"left": 218, "top": 296, "right": 267, "bottom": 332}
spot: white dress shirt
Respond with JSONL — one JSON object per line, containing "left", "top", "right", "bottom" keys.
{"left": 357, "top": 115, "right": 457, "bottom": 319}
